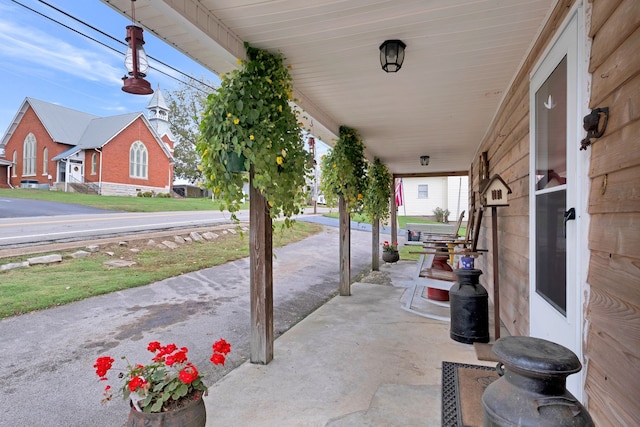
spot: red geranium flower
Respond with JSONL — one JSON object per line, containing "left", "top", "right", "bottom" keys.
{"left": 213, "top": 339, "right": 231, "bottom": 355}
{"left": 210, "top": 353, "right": 226, "bottom": 365}
{"left": 95, "top": 338, "right": 231, "bottom": 413}
{"left": 93, "top": 356, "right": 114, "bottom": 380}
{"left": 128, "top": 375, "right": 148, "bottom": 392}
{"left": 178, "top": 364, "right": 199, "bottom": 384}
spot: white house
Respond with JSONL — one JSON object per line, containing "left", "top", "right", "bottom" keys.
{"left": 397, "top": 176, "right": 469, "bottom": 221}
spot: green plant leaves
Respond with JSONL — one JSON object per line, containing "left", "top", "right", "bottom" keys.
{"left": 363, "top": 157, "right": 392, "bottom": 222}
{"left": 196, "top": 43, "right": 312, "bottom": 224}
{"left": 320, "top": 126, "right": 368, "bottom": 214}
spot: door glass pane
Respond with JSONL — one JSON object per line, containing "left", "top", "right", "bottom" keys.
{"left": 534, "top": 55, "right": 567, "bottom": 315}
{"left": 535, "top": 57, "right": 567, "bottom": 190}
{"left": 535, "top": 190, "right": 566, "bottom": 314}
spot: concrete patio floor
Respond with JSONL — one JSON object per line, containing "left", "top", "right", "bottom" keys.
{"left": 204, "top": 259, "right": 503, "bottom": 426}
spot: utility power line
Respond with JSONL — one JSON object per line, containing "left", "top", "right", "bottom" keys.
{"left": 9, "top": 0, "right": 217, "bottom": 93}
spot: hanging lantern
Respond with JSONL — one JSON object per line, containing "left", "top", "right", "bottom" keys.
{"left": 122, "top": 1, "right": 153, "bottom": 95}
{"left": 122, "top": 25, "right": 153, "bottom": 95}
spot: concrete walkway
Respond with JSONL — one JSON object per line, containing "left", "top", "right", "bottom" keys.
{"left": 204, "top": 260, "right": 495, "bottom": 426}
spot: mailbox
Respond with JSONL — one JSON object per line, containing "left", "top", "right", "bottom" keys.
{"left": 480, "top": 174, "right": 511, "bottom": 207}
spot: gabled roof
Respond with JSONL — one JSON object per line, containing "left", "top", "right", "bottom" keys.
{"left": 0, "top": 97, "right": 173, "bottom": 162}
{"left": 19, "top": 98, "right": 98, "bottom": 146}
{"left": 1, "top": 97, "right": 97, "bottom": 148}
{"left": 76, "top": 113, "right": 141, "bottom": 150}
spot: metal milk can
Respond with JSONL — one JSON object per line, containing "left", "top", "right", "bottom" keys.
{"left": 482, "top": 336, "right": 594, "bottom": 426}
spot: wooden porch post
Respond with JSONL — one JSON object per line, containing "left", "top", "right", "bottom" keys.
{"left": 339, "top": 196, "right": 351, "bottom": 296}
{"left": 249, "top": 168, "right": 274, "bottom": 364}
{"left": 372, "top": 217, "right": 380, "bottom": 271}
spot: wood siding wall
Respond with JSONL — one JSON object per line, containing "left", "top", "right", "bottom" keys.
{"left": 584, "top": 0, "right": 640, "bottom": 424}
{"left": 472, "top": 0, "right": 639, "bottom": 424}
{"left": 472, "top": 0, "right": 576, "bottom": 338}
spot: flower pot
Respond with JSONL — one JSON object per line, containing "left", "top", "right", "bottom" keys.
{"left": 225, "top": 151, "right": 247, "bottom": 173}
{"left": 382, "top": 250, "right": 399, "bottom": 263}
{"left": 126, "top": 395, "right": 206, "bottom": 427}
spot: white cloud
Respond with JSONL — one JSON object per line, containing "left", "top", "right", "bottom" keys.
{"left": 0, "top": 18, "right": 123, "bottom": 86}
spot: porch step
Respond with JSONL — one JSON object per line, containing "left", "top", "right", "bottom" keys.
{"left": 325, "top": 383, "right": 441, "bottom": 426}
{"left": 68, "top": 182, "right": 99, "bottom": 195}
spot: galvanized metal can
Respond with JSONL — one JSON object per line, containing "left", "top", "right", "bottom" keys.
{"left": 482, "top": 336, "right": 594, "bottom": 427}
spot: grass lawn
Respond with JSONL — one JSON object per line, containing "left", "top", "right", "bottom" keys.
{"left": 322, "top": 212, "right": 439, "bottom": 227}
{"left": 0, "top": 188, "right": 239, "bottom": 212}
{"left": 0, "top": 221, "right": 322, "bottom": 319}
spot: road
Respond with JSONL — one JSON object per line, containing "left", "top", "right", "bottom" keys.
{"left": 0, "top": 209, "right": 247, "bottom": 249}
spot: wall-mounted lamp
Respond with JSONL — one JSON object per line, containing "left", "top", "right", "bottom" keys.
{"left": 122, "top": 1, "right": 153, "bottom": 95}
{"left": 379, "top": 40, "right": 406, "bottom": 73}
{"left": 420, "top": 155, "right": 430, "bottom": 166}
{"left": 580, "top": 107, "right": 608, "bottom": 150}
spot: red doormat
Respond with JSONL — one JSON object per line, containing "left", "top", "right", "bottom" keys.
{"left": 441, "top": 361, "right": 500, "bottom": 427}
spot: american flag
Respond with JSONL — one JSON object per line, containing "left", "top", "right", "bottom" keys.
{"left": 395, "top": 178, "right": 403, "bottom": 206}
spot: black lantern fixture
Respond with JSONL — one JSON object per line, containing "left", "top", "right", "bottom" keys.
{"left": 379, "top": 40, "right": 406, "bottom": 73}
{"left": 420, "top": 155, "right": 430, "bottom": 166}
{"left": 122, "top": 1, "right": 153, "bottom": 95}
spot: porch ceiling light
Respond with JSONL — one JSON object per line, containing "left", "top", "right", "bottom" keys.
{"left": 122, "top": 1, "right": 153, "bottom": 95}
{"left": 420, "top": 155, "right": 430, "bottom": 166}
{"left": 379, "top": 40, "right": 406, "bottom": 73}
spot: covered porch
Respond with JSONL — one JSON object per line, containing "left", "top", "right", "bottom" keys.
{"left": 204, "top": 258, "right": 505, "bottom": 426}
{"left": 99, "top": 1, "right": 640, "bottom": 424}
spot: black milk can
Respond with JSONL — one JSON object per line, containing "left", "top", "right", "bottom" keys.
{"left": 449, "top": 268, "right": 489, "bottom": 344}
{"left": 482, "top": 336, "right": 594, "bottom": 427}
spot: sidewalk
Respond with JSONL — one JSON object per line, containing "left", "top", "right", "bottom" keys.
{"left": 204, "top": 259, "right": 495, "bottom": 426}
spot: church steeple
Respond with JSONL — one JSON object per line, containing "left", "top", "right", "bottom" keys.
{"left": 146, "top": 86, "right": 174, "bottom": 141}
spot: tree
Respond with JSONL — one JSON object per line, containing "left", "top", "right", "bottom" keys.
{"left": 165, "top": 77, "right": 217, "bottom": 184}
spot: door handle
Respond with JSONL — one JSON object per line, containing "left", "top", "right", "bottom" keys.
{"left": 563, "top": 208, "right": 575, "bottom": 237}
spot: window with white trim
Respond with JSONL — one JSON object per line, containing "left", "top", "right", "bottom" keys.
{"left": 129, "top": 141, "right": 148, "bottom": 179}
{"left": 43, "top": 147, "right": 48, "bottom": 175}
{"left": 12, "top": 151, "right": 17, "bottom": 176}
{"left": 23, "top": 133, "right": 36, "bottom": 176}
{"left": 91, "top": 152, "right": 97, "bottom": 175}
{"left": 418, "top": 184, "right": 429, "bottom": 199}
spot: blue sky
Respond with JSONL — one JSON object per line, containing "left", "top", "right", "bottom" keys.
{"left": 0, "top": 0, "right": 221, "bottom": 134}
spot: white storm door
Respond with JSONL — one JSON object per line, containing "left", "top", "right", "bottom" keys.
{"left": 529, "top": 9, "right": 583, "bottom": 398}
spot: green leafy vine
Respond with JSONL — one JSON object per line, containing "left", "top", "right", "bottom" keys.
{"left": 196, "top": 43, "right": 312, "bottom": 223}
{"left": 319, "top": 125, "right": 368, "bottom": 214}
{"left": 363, "top": 157, "right": 392, "bottom": 223}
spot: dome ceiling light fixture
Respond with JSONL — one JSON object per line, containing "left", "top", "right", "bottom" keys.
{"left": 379, "top": 40, "right": 406, "bottom": 73}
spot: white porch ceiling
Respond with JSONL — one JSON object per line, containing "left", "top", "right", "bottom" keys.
{"left": 101, "top": 0, "right": 556, "bottom": 175}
